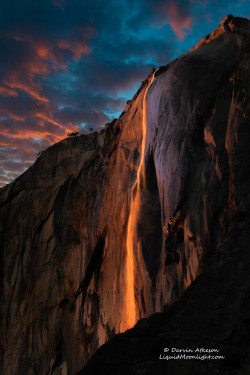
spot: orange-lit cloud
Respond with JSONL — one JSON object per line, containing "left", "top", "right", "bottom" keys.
{"left": 1, "top": 39, "right": 52, "bottom": 104}
{"left": 57, "top": 39, "right": 89, "bottom": 59}
{"left": 0, "top": 127, "right": 67, "bottom": 146}
{"left": 4, "top": 77, "right": 49, "bottom": 103}
{"left": 0, "top": 28, "right": 87, "bottom": 187}
{"left": 35, "top": 113, "right": 66, "bottom": 129}
{"left": 51, "top": 0, "right": 66, "bottom": 10}
{"left": 2, "top": 27, "right": 95, "bottom": 107}
{"left": 57, "top": 27, "right": 95, "bottom": 59}
{"left": 0, "top": 86, "right": 18, "bottom": 97}
{"left": 167, "top": 1, "right": 192, "bottom": 40}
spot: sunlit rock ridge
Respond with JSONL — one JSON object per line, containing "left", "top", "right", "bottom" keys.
{"left": 1, "top": 15, "right": 250, "bottom": 375}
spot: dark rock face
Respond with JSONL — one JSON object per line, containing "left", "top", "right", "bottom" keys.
{"left": 1, "top": 15, "right": 250, "bottom": 375}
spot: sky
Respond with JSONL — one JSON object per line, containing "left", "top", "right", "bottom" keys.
{"left": 0, "top": 0, "right": 249, "bottom": 186}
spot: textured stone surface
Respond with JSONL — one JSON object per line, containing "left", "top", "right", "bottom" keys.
{"left": 1, "top": 15, "right": 250, "bottom": 375}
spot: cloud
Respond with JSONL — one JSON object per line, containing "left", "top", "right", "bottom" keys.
{"left": 135, "top": 0, "right": 192, "bottom": 40}
{"left": 0, "top": 85, "right": 18, "bottom": 97}
{"left": 57, "top": 27, "right": 96, "bottom": 59}
{"left": 0, "top": 7, "right": 98, "bottom": 186}
{"left": 1, "top": 25, "right": 95, "bottom": 104}
{"left": 167, "top": 1, "right": 192, "bottom": 40}
{"left": 0, "top": 133, "right": 51, "bottom": 185}
{"left": 0, "top": 0, "right": 180, "bottom": 186}
{"left": 0, "top": 35, "right": 52, "bottom": 103}
{"left": 51, "top": 0, "right": 66, "bottom": 10}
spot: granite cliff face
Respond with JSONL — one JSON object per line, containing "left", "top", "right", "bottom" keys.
{"left": 1, "top": 15, "right": 250, "bottom": 375}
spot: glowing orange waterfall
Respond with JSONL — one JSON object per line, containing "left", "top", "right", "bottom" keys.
{"left": 121, "top": 71, "right": 157, "bottom": 332}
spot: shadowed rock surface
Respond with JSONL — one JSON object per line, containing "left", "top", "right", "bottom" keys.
{"left": 0, "top": 15, "right": 250, "bottom": 375}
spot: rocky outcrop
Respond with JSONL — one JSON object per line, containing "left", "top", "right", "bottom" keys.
{"left": 1, "top": 15, "right": 250, "bottom": 375}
